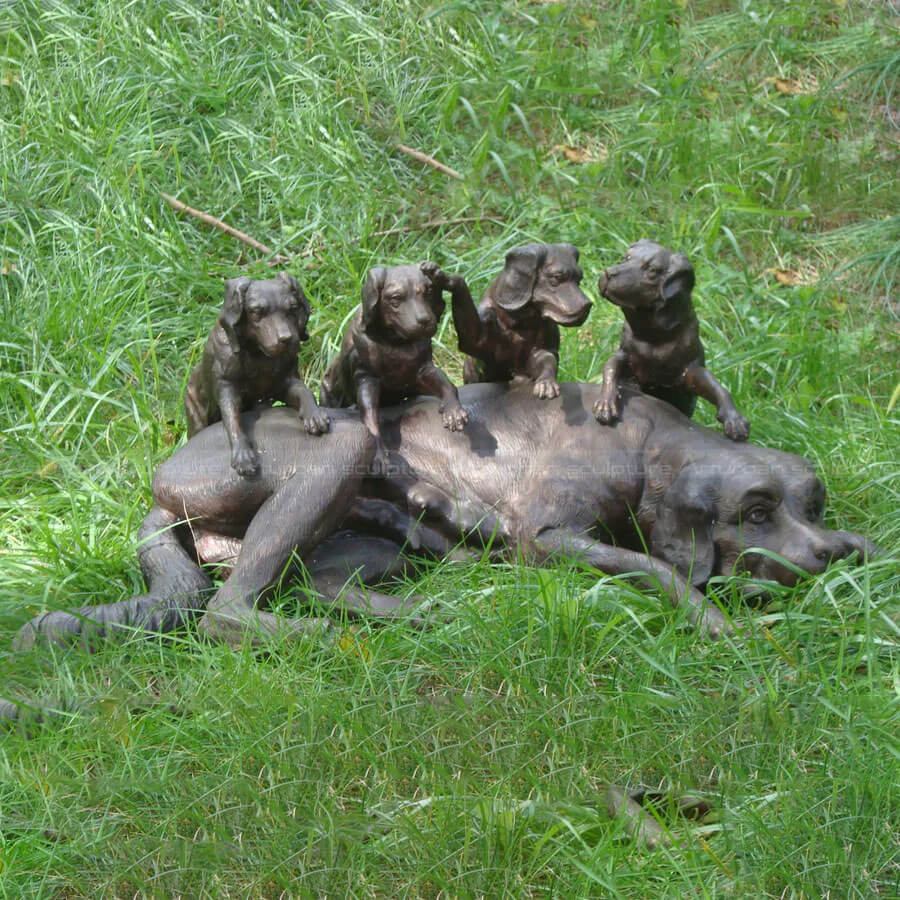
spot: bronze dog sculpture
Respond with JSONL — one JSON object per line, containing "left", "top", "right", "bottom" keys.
{"left": 594, "top": 240, "right": 750, "bottom": 441}
{"left": 184, "top": 272, "right": 330, "bottom": 476}
{"left": 454, "top": 243, "right": 592, "bottom": 398}
{"left": 15, "top": 382, "right": 874, "bottom": 652}
{"left": 320, "top": 262, "right": 468, "bottom": 473}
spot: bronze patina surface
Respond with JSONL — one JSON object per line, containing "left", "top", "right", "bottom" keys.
{"left": 16, "top": 382, "right": 873, "bottom": 651}
{"left": 454, "top": 243, "right": 591, "bottom": 399}
{"left": 595, "top": 240, "right": 750, "bottom": 441}
{"left": 184, "top": 272, "right": 329, "bottom": 476}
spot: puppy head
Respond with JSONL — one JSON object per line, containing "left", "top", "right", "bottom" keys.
{"left": 361, "top": 264, "right": 441, "bottom": 342}
{"left": 598, "top": 240, "right": 694, "bottom": 321}
{"left": 220, "top": 272, "right": 310, "bottom": 358}
{"left": 492, "top": 243, "right": 590, "bottom": 325}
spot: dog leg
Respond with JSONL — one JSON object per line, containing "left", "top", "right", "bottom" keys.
{"left": 285, "top": 377, "right": 331, "bottom": 435}
{"left": 415, "top": 364, "right": 468, "bottom": 431}
{"left": 198, "top": 429, "right": 372, "bottom": 646}
{"left": 683, "top": 364, "right": 750, "bottom": 441}
{"left": 594, "top": 349, "right": 627, "bottom": 423}
{"left": 14, "top": 506, "right": 212, "bottom": 651}
{"left": 305, "top": 532, "right": 436, "bottom": 627}
{"left": 356, "top": 372, "right": 389, "bottom": 475}
{"left": 533, "top": 528, "right": 733, "bottom": 639}
{"left": 526, "top": 347, "right": 560, "bottom": 399}
{"left": 217, "top": 381, "right": 260, "bottom": 474}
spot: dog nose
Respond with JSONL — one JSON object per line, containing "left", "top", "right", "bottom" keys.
{"left": 597, "top": 271, "right": 609, "bottom": 294}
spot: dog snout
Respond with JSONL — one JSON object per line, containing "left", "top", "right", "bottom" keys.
{"left": 597, "top": 271, "right": 609, "bottom": 295}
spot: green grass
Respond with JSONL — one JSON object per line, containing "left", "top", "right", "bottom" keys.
{"left": 1, "top": 0, "right": 898, "bottom": 895}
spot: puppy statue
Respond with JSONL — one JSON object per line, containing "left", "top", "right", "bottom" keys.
{"left": 184, "top": 272, "right": 330, "bottom": 476}
{"left": 452, "top": 242, "right": 592, "bottom": 398}
{"left": 593, "top": 239, "right": 750, "bottom": 441}
{"left": 320, "top": 262, "right": 468, "bottom": 474}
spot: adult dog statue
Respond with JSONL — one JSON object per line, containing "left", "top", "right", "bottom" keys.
{"left": 13, "top": 382, "right": 875, "bottom": 652}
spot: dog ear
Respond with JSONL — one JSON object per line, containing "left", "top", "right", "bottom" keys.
{"left": 426, "top": 284, "right": 445, "bottom": 320}
{"left": 650, "top": 465, "right": 716, "bottom": 586}
{"left": 561, "top": 243, "right": 579, "bottom": 264}
{"left": 220, "top": 277, "right": 251, "bottom": 354}
{"left": 361, "top": 267, "right": 388, "bottom": 330}
{"left": 495, "top": 243, "right": 546, "bottom": 312}
{"left": 285, "top": 273, "right": 311, "bottom": 340}
{"left": 660, "top": 252, "right": 695, "bottom": 304}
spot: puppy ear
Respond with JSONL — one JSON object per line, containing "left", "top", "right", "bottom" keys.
{"left": 426, "top": 283, "right": 445, "bottom": 320}
{"left": 361, "top": 267, "right": 388, "bottom": 330}
{"left": 495, "top": 243, "right": 546, "bottom": 312}
{"left": 650, "top": 466, "right": 716, "bottom": 587}
{"left": 660, "top": 252, "right": 695, "bottom": 303}
{"left": 220, "top": 277, "right": 251, "bottom": 354}
{"left": 287, "top": 274, "right": 311, "bottom": 340}
{"left": 561, "top": 243, "right": 580, "bottom": 264}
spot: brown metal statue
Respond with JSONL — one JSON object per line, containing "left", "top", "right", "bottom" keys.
{"left": 320, "top": 261, "right": 468, "bottom": 473}
{"left": 452, "top": 243, "right": 592, "bottom": 398}
{"left": 184, "top": 272, "right": 330, "bottom": 476}
{"left": 593, "top": 240, "right": 750, "bottom": 441}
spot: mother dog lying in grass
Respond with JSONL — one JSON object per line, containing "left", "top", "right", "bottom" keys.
{"left": 13, "top": 382, "right": 876, "bottom": 651}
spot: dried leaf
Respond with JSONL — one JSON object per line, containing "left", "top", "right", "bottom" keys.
{"left": 552, "top": 143, "right": 607, "bottom": 164}
{"left": 765, "top": 265, "right": 818, "bottom": 287}
{"left": 1, "top": 261, "right": 18, "bottom": 275}
{"left": 774, "top": 269, "right": 803, "bottom": 285}
{"left": 1, "top": 71, "right": 19, "bottom": 87}
{"left": 338, "top": 628, "right": 371, "bottom": 662}
{"left": 774, "top": 78, "right": 803, "bottom": 95}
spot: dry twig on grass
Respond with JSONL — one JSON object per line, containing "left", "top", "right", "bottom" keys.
{"left": 162, "top": 193, "right": 292, "bottom": 265}
{"left": 395, "top": 144, "right": 464, "bottom": 181}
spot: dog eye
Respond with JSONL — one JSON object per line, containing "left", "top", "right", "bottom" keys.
{"left": 744, "top": 506, "right": 771, "bottom": 525}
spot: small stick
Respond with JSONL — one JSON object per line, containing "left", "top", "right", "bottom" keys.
{"left": 162, "top": 193, "right": 292, "bottom": 264}
{"left": 396, "top": 144, "right": 464, "bottom": 181}
{"left": 371, "top": 215, "right": 503, "bottom": 238}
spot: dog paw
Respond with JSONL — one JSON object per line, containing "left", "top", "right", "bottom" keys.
{"left": 231, "top": 444, "right": 260, "bottom": 477}
{"left": 441, "top": 404, "right": 469, "bottom": 432}
{"left": 533, "top": 379, "right": 560, "bottom": 400}
{"left": 404, "top": 595, "right": 448, "bottom": 629}
{"left": 419, "top": 260, "right": 448, "bottom": 290}
{"left": 721, "top": 413, "right": 750, "bottom": 442}
{"left": 302, "top": 410, "right": 331, "bottom": 435}
{"left": 698, "top": 605, "right": 735, "bottom": 641}
{"left": 593, "top": 392, "right": 620, "bottom": 424}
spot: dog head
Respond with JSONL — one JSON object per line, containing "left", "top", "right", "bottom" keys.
{"left": 360, "top": 264, "right": 444, "bottom": 343}
{"left": 220, "top": 272, "right": 311, "bottom": 358}
{"left": 490, "top": 243, "right": 591, "bottom": 326}
{"left": 648, "top": 442, "right": 876, "bottom": 591}
{"left": 598, "top": 240, "right": 694, "bottom": 327}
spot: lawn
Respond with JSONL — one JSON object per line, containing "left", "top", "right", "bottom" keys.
{"left": 1, "top": 0, "right": 898, "bottom": 896}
